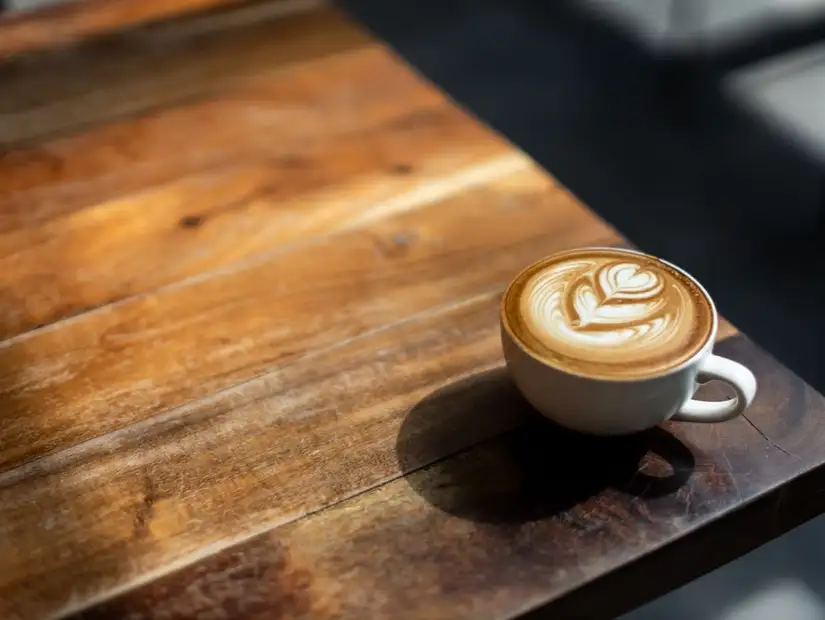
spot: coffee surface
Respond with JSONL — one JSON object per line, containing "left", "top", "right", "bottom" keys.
{"left": 503, "top": 248, "right": 714, "bottom": 379}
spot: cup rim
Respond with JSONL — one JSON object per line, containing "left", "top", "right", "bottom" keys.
{"left": 500, "top": 246, "right": 719, "bottom": 383}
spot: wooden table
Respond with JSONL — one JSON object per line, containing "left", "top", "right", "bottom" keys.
{"left": 1, "top": 2, "right": 823, "bottom": 619}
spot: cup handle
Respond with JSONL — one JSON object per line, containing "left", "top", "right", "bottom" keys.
{"left": 671, "top": 354, "right": 757, "bottom": 423}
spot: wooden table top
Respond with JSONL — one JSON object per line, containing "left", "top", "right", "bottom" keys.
{"left": 1, "top": 2, "right": 823, "bottom": 619}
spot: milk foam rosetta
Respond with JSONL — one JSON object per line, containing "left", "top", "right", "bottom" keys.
{"left": 505, "top": 249, "right": 714, "bottom": 379}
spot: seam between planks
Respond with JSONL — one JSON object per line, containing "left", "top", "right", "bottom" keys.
{"left": 0, "top": 96, "right": 451, "bottom": 240}
{"left": 49, "top": 324, "right": 746, "bottom": 620}
{"left": 0, "top": 285, "right": 508, "bottom": 490}
{"left": 0, "top": 14, "right": 373, "bottom": 148}
{"left": 0, "top": 151, "right": 531, "bottom": 350}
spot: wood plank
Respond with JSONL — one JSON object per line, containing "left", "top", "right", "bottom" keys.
{"left": 0, "top": 102, "right": 514, "bottom": 339}
{"left": 0, "top": 4, "right": 370, "bottom": 146}
{"left": 0, "top": 165, "right": 619, "bottom": 474}
{"left": 68, "top": 335, "right": 817, "bottom": 620}
{"left": 0, "top": 0, "right": 319, "bottom": 59}
{"left": 0, "top": 46, "right": 444, "bottom": 232}
{"left": 0, "top": 274, "right": 740, "bottom": 620}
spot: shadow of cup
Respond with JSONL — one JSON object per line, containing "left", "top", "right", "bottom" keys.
{"left": 396, "top": 368, "right": 696, "bottom": 524}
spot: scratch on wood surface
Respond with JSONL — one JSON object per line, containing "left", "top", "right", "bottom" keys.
{"left": 742, "top": 413, "right": 796, "bottom": 459}
{"left": 719, "top": 450, "right": 743, "bottom": 501}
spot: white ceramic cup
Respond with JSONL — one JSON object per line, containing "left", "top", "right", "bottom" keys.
{"left": 500, "top": 248, "right": 757, "bottom": 435}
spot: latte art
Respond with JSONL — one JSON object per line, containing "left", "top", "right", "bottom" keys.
{"left": 503, "top": 248, "right": 714, "bottom": 379}
{"left": 564, "top": 262, "right": 666, "bottom": 330}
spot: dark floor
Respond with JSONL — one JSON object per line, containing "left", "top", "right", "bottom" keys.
{"left": 338, "top": 0, "right": 825, "bottom": 617}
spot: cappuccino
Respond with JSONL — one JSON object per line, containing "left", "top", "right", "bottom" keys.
{"left": 502, "top": 248, "right": 714, "bottom": 380}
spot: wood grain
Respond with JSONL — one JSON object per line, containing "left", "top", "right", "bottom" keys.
{"left": 0, "top": 281, "right": 741, "bottom": 620}
{"left": 0, "top": 45, "right": 444, "bottom": 233}
{"left": 0, "top": 165, "right": 618, "bottom": 474}
{"left": 0, "top": 102, "right": 514, "bottom": 339}
{"left": 0, "top": 289, "right": 509, "bottom": 620}
{"left": 0, "top": 0, "right": 318, "bottom": 59}
{"left": 0, "top": 7, "right": 473, "bottom": 339}
{"left": 68, "top": 335, "right": 819, "bottom": 620}
{"left": 0, "top": 4, "right": 370, "bottom": 146}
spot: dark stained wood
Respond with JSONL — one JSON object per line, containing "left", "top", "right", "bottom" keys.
{"left": 68, "top": 334, "right": 809, "bottom": 620}
{"left": 0, "top": 0, "right": 315, "bottom": 59}
{"left": 0, "top": 2, "right": 797, "bottom": 620}
{"left": 0, "top": 102, "right": 514, "bottom": 339}
{"left": 539, "top": 440, "right": 825, "bottom": 619}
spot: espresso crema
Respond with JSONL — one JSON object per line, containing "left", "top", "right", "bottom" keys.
{"left": 503, "top": 248, "right": 715, "bottom": 379}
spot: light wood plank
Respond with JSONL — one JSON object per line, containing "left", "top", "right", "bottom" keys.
{"left": 0, "top": 165, "right": 618, "bottom": 473}
{"left": 0, "top": 102, "right": 512, "bottom": 339}
{"left": 0, "top": 45, "right": 444, "bottom": 233}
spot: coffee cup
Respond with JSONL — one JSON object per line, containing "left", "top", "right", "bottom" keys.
{"left": 500, "top": 247, "right": 757, "bottom": 435}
